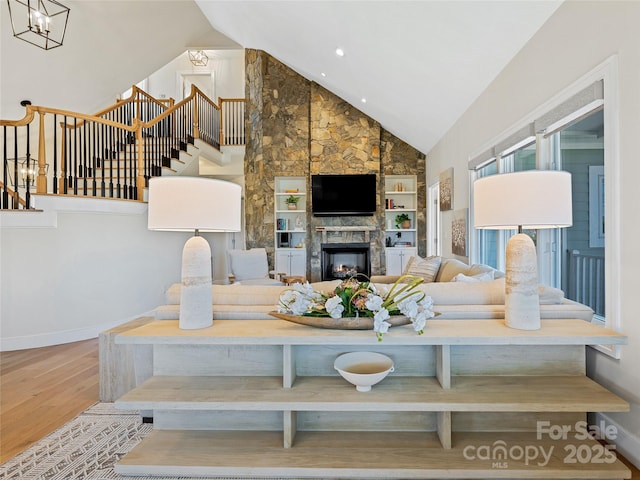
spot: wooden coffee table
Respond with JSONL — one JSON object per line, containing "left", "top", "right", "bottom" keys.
{"left": 280, "top": 275, "right": 306, "bottom": 285}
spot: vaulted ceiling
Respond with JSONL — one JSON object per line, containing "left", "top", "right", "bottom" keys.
{"left": 196, "top": 0, "right": 563, "bottom": 154}
{"left": 2, "top": 0, "right": 562, "bottom": 156}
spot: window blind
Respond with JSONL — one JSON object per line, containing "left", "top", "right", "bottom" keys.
{"left": 469, "top": 79, "right": 604, "bottom": 171}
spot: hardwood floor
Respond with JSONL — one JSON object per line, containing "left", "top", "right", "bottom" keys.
{"left": 0, "top": 337, "right": 638, "bottom": 479}
{"left": 0, "top": 338, "right": 99, "bottom": 463}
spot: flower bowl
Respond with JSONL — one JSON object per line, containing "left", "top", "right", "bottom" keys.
{"left": 334, "top": 352, "right": 395, "bottom": 392}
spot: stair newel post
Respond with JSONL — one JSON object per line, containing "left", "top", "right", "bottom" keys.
{"left": 37, "top": 111, "right": 47, "bottom": 194}
{"left": 193, "top": 93, "right": 199, "bottom": 141}
{"left": 219, "top": 97, "right": 224, "bottom": 146}
{"left": 134, "top": 119, "right": 145, "bottom": 201}
{"left": 59, "top": 119, "right": 67, "bottom": 194}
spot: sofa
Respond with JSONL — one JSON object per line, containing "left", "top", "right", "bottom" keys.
{"left": 155, "top": 256, "right": 593, "bottom": 322}
{"left": 99, "top": 256, "right": 594, "bottom": 401}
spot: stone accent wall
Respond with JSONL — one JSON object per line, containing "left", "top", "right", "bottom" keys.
{"left": 244, "top": 50, "right": 310, "bottom": 257}
{"left": 308, "top": 83, "right": 383, "bottom": 280}
{"left": 310, "top": 84, "right": 381, "bottom": 175}
{"left": 245, "top": 49, "right": 426, "bottom": 280}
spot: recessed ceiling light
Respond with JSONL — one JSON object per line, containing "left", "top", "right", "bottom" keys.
{"left": 335, "top": 48, "right": 345, "bottom": 57}
{"left": 321, "top": 72, "right": 326, "bottom": 77}
{"left": 361, "top": 98, "right": 367, "bottom": 103}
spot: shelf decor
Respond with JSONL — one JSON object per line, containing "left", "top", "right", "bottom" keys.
{"left": 395, "top": 212, "right": 411, "bottom": 229}
{"left": 285, "top": 195, "right": 300, "bottom": 210}
{"left": 274, "top": 275, "right": 435, "bottom": 340}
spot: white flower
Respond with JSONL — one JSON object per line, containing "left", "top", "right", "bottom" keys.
{"left": 374, "top": 317, "right": 391, "bottom": 334}
{"left": 365, "top": 293, "right": 384, "bottom": 312}
{"left": 290, "top": 294, "right": 312, "bottom": 315}
{"left": 399, "top": 299, "right": 419, "bottom": 319}
{"left": 280, "top": 289, "right": 297, "bottom": 304}
{"left": 278, "top": 290, "right": 299, "bottom": 313}
{"left": 294, "top": 281, "right": 322, "bottom": 301}
{"left": 412, "top": 315, "right": 427, "bottom": 333}
{"left": 373, "top": 307, "right": 390, "bottom": 323}
{"left": 419, "top": 295, "right": 434, "bottom": 309}
{"left": 325, "top": 295, "right": 345, "bottom": 318}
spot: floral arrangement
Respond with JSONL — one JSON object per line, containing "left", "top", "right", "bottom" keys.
{"left": 277, "top": 275, "right": 435, "bottom": 340}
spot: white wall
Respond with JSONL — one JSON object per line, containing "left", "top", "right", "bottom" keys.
{"left": 0, "top": 196, "right": 231, "bottom": 351}
{"left": 0, "top": 1, "right": 238, "bottom": 119}
{"left": 144, "top": 49, "right": 245, "bottom": 102}
{"left": 426, "top": 0, "right": 640, "bottom": 464}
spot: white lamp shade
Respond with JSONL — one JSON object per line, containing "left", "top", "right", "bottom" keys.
{"left": 148, "top": 177, "right": 242, "bottom": 232}
{"left": 473, "top": 171, "right": 572, "bottom": 230}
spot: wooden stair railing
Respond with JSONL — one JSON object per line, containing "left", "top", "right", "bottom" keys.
{"left": 0, "top": 181, "right": 28, "bottom": 209}
{"left": 1, "top": 86, "right": 246, "bottom": 210}
{"left": 94, "top": 85, "right": 174, "bottom": 126}
{"left": 220, "top": 98, "right": 246, "bottom": 146}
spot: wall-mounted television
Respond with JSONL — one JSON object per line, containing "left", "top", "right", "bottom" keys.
{"left": 311, "top": 174, "right": 377, "bottom": 216}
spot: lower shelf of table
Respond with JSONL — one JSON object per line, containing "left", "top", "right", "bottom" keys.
{"left": 115, "top": 430, "right": 631, "bottom": 479}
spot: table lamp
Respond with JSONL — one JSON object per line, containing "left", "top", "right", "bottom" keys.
{"left": 473, "top": 170, "right": 572, "bottom": 330}
{"left": 148, "top": 177, "right": 241, "bottom": 329}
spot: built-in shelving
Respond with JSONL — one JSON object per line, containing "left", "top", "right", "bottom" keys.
{"left": 114, "top": 318, "right": 629, "bottom": 479}
{"left": 384, "top": 175, "right": 417, "bottom": 274}
{"left": 274, "top": 176, "right": 307, "bottom": 276}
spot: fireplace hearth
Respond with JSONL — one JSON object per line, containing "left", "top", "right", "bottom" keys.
{"left": 321, "top": 243, "right": 371, "bottom": 281}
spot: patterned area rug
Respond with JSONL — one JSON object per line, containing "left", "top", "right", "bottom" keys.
{"left": 0, "top": 403, "right": 293, "bottom": 480}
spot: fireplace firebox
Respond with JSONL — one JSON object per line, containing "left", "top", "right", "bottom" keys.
{"left": 321, "top": 243, "right": 371, "bottom": 281}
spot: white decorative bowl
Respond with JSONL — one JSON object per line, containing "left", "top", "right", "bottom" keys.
{"left": 334, "top": 352, "right": 395, "bottom": 392}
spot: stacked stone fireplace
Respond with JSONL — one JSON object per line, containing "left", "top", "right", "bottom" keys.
{"left": 243, "top": 50, "right": 427, "bottom": 282}
{"left": 321, "top": 242, "right": 371, "bottom": 281}
{"left": 311, "top": 226, "right": 378, "bottom": 282}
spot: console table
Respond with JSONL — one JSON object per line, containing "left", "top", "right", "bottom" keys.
{"left": 114, "top": 318, "right": 630, "bottom": 479}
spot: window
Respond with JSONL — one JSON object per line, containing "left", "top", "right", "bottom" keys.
{"left": 474, "top": 141, "right": 536, "bottom": 270}
{"left": 551, "top": 109, "right": 605, "bottom": 322}
{"left": 468, "top": 57, "right": 620, "bottom": 357}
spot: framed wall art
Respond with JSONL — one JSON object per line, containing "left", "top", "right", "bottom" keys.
{"left": 439, "top": 168, "right": 453, "bottom": 211}
{"left": 451, "top": 208, "right": 468, "bottom": 257}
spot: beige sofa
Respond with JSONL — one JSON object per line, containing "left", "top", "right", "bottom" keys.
{"left": 154, "top": 277, "right": 592, "bottom": 322}
{"left": 100, "top": 257, "right": 593, "bottom": 401}
{"left": 154, "top": 256, "right": 593, "bottom": 322}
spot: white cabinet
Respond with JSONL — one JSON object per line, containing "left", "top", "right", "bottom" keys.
{"left": 275, "top": 177, "right": 307, "bottom": 277}
{"left": 385, "top": 247, "right": 417, "bottom": 275}
{"left": 275, "top": 249, "right": 306, "bottom": 277}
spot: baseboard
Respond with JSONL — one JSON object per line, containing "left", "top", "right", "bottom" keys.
{"left": 594, "top": 412, "right": 640, "bottom": 469}
{"left": 0, "top": 310, "right": 155, "bottom": 351}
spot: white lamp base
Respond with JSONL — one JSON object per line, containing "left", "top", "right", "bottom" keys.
{"left": 505, "top": 233, "right": 540, "bottom": 330}
{"left": 179, "top": 235, "right": 213, "bottom": 330}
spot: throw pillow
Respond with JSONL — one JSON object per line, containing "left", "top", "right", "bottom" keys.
{"left": 468, "top": 263, "right": 505, "bottom": 279}
{"left": 402, "top": 255, "right": 442, "bottom": 283}
{"left": 228, "top": 249, "right": 269, "bottom": 281}
{"left": 452, "top": 271, "right": 495, "bottom": 283}
{"left": 435, "top": 258, "right": 470, "bottom": 282}
{"left": 539, "top": 285, "right": 565, "bottom": 304}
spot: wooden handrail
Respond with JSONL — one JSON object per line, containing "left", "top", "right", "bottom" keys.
{"left": 94, "top": 85, "right": 171, "bottom": 120}
{"left": 0, "top": 106, "right": 37, "bottom": 127}
{"left": 1, "top": 87, "right": 244, "bottom": 210}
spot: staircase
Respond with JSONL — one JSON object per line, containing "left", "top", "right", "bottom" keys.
{"left": 0, "top": 86, "right": 245, "bottom": 209}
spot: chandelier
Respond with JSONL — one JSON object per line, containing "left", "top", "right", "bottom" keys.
{"left": 6, "top": 0, "right": 70, "bottom": 50}
{"left": 188, "top": 50, "right": 209, "bottom": 67}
